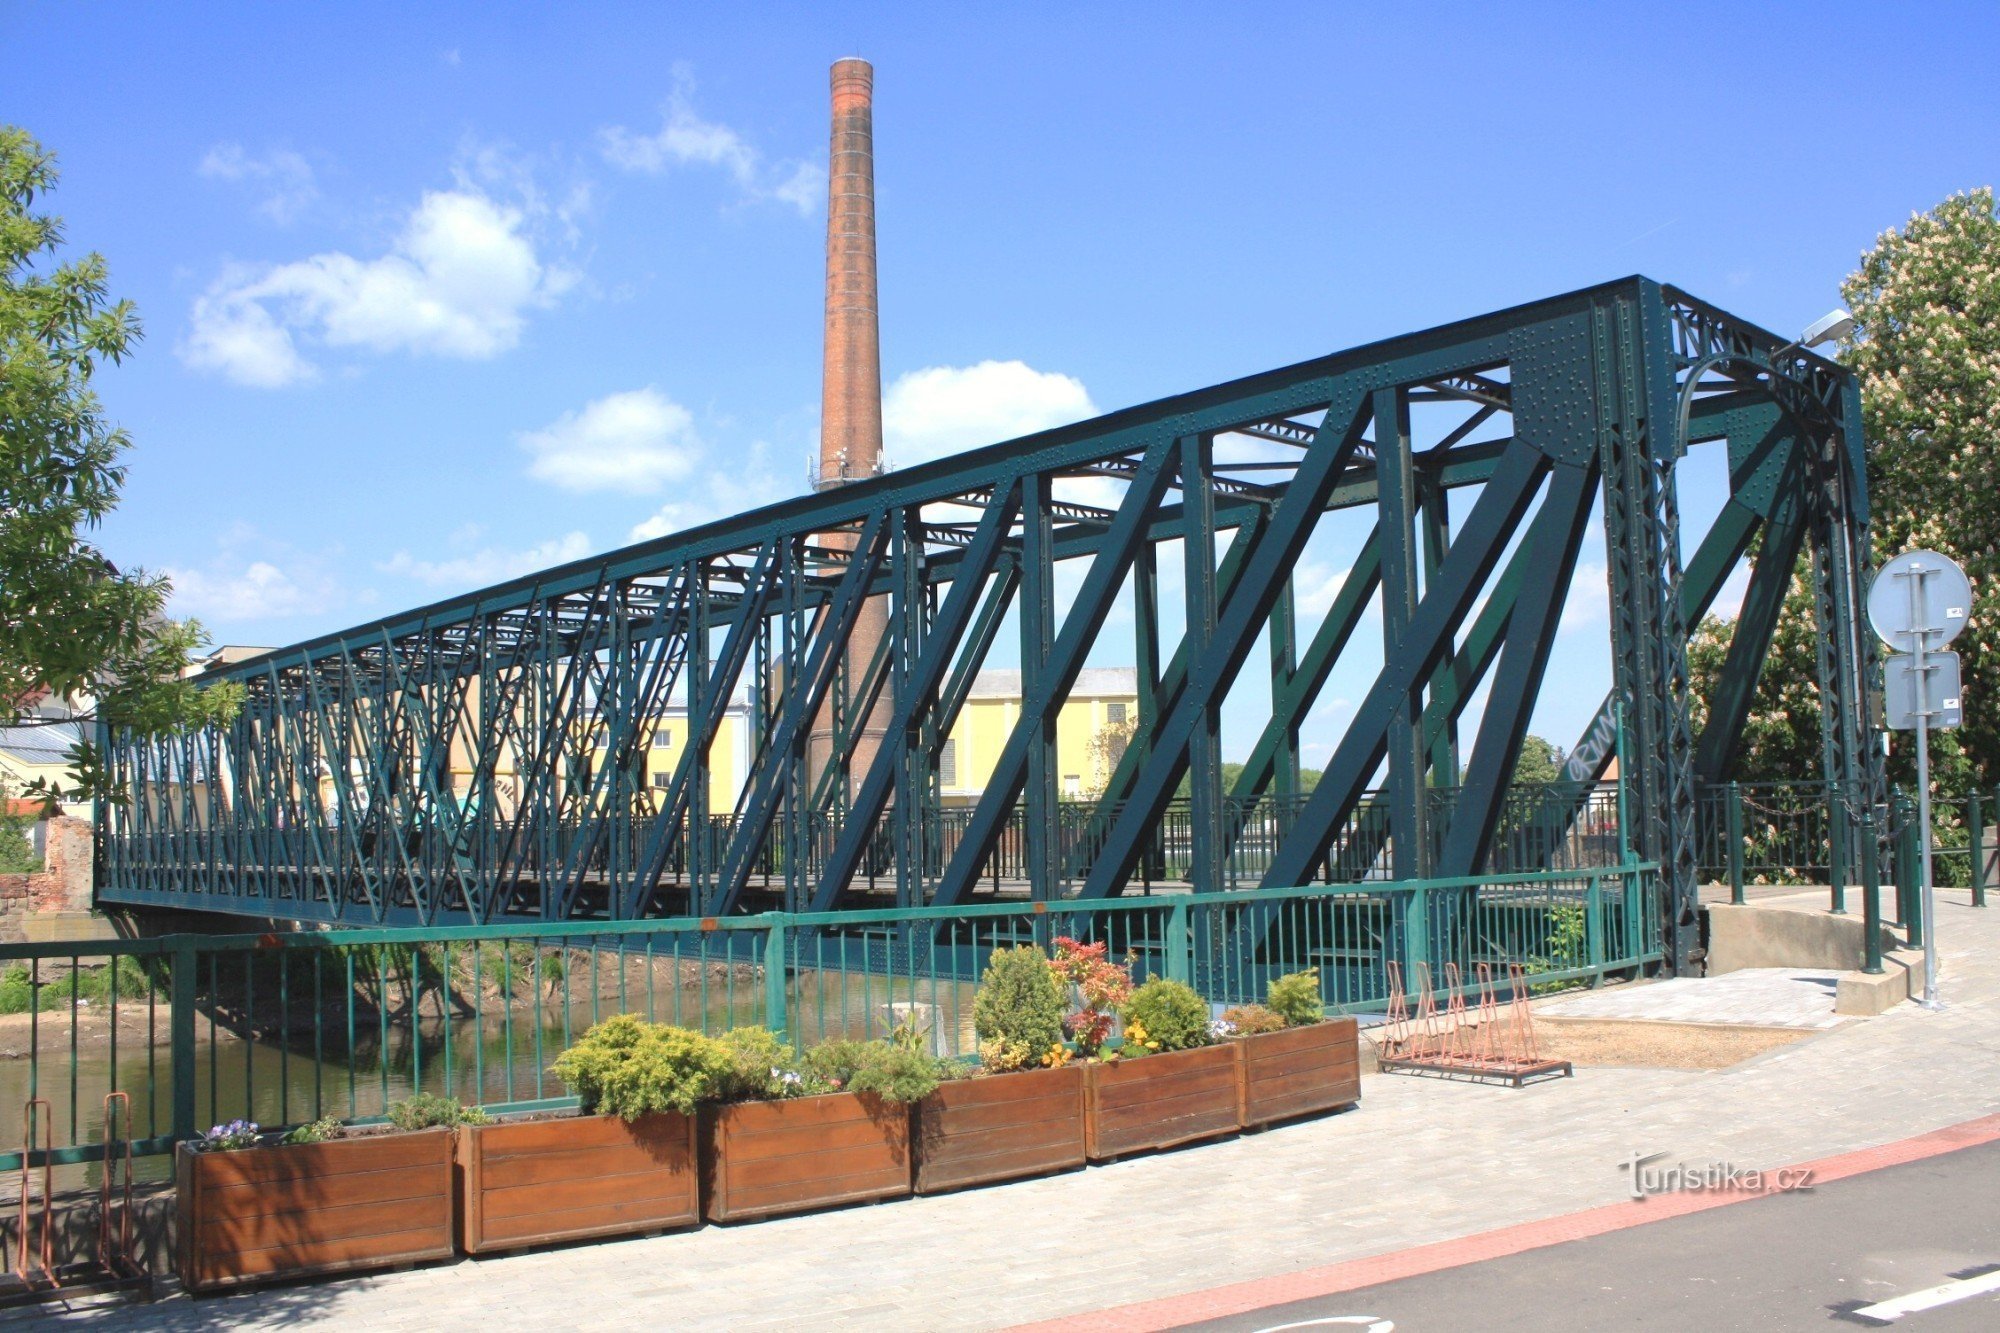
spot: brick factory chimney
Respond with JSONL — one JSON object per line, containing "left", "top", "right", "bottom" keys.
{"left": 810, "top": 57, "right": 890, "bottom": 803}
{"left": 818, "top": 57, "right": 883, "bottom": 489}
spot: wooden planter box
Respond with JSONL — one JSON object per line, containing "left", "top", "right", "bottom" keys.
{"left": 1085, "top": 1042, "right": 1241, "bottom": 1161}
{"left": 456, "top": 1112, "right": 699, "bottom": 1255}
{"left": 703, "top": 1090, "right": 910, "bottom": 1223}
{"left": 1236, "top": 1017, "right": 1361, "bottom": 1128}
{"left": 913, "top": 1064, "right": 1086, "bottom": 1195}
{"left": 175, "top": 1128, "right": 454, "bottom": 1293}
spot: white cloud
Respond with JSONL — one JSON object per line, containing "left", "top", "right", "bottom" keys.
{"left": 600, "top": 69, "right": 822, "bottom": 215}
{"left": 454, "top": 139, "right": 596, "bottom": 246}
{"left": 1308, "top": 696, "right": 1355, "bottom": 725}
{"left": 769, "top": 161, "right": 825, "bottom": 213}
{"left": 167, "top": 561, "right": 323, "bottom": 622}
{"left": 1292, "top": 557, "right": 1352, "bottom": 617}
{"left": 164, "top": 528, "right": 347, "bottom": 623}
{"left": 179, "top": 287, "right": 311, "bottom": 388}
{"left": 164, "top": 524, "right": 348, "bottom": 624}
{"left": 199, "top": 144, "right": 317, "bottom": 223}
{"left": 181, "top": 188, "right": 564, "bottom": 387}
{"left": 377, "top": 530, "right": 594, "bottom": 590}
{"left": 519, "top": 388, "right": 700, "bottom": 494}
{"left": 628, "top": 504, "right": 696, "bottom": 543}
{"left": 1558, "top": 559, "right": 1611, "bottom": 636}
{"left": 625, "top": 438, "right": 794, "bottom": 544}
{"left": 883, "top": 360, "right": 1097, "bottom": 467}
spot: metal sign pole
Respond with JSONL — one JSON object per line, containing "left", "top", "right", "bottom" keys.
{"left": 1871, "top": 548, "right": 1969, "bottom": 1012}
{"left": 1902, "top": 563, "right": 1939, "bottom": 1009}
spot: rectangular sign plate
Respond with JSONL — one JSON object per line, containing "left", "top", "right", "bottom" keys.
{"left": 1884, "top": 651, "right": 1963, "bottom": 729}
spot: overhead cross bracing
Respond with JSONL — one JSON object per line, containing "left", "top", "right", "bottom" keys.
{"left": 98, "top": 277, "right": 1878, "bottom": 972}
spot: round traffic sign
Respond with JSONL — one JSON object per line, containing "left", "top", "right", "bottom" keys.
{"left": 1868, "top": 549, "right": 1972, "bottom": 650}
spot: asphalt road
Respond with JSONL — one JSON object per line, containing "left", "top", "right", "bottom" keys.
{"left": 1175, "top": 1138, "right": 2000, "bottom": 1332}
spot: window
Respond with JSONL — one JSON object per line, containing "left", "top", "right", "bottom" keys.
{"left": 651, "top": 772, "right": 671, "bottom": 790}
{"left": 1107, "top": 702, "right": 1127, "bottom": 725}
{"left": 652, "top": 730, "right": 673, "bottom": 750}
{"left": 1063, "top": 774, "right": 1082, "bottom": 796}
{"left": 940, "top": 739, "right": 958, "bottom": 787}
{"left": 591, "top": 726, "right": 608, "bottom": 750}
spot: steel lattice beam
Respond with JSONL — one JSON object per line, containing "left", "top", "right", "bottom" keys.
{"left": 98, "top": 278, "right": 1875, "bottom": 972}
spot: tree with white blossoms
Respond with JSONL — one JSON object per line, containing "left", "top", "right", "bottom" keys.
{"left": 1689, "top": 186, "right": 1999, "bottom": 795}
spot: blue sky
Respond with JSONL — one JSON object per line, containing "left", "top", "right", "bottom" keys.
{"left": 7, "top": 2, "right": 1998, "bottom": 762}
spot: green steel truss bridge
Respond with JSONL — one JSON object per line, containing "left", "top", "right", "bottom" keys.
{"left": 99, "top": 277, "right": 1880, "bottom": 973}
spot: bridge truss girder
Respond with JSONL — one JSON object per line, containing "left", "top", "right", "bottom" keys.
{"left": 99, "top": 277, "right": 1875, "bottom": 972}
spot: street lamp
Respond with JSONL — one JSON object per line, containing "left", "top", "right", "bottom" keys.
{"left": 1800, "top": 309, "right": 1856, "bottom": 348}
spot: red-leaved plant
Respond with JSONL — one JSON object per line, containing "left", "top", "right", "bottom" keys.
{"left": 1048, "top": 936, "right": 1134, "bottom": 1058}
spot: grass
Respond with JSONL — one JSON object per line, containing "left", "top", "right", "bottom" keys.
{"left": 0, "top": 956, "right": 161, "bottom": 1015}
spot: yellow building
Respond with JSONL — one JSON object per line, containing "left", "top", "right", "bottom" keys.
{"left": 300, "top": 688, "right": 755, "bottom": 823}
{"left": 0, "top": 694, "right": 92, "bottom": 819}
{"left": 940, "top": 668, "right": 1139, "bottom": 804}
{"left": 589, "top": 689, "right": 753, "bottom": 813}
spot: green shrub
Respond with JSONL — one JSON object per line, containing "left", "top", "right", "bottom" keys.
{"left": 0, "top": 966, "right": 36, "bottom": 1014}
{"left": 715, "top": 1025, "right": 817, "bottom": 1101}
{"left": 972, "top": 945, "right": 1065, "bottom": 1069}
{"left": 801, "top": 1038, "right": 872, "bottom": 1088}
{"left": 282, "top": 1116, "right": 343, "bottom": 1145}
{"left": 804, "top": 1027, "right": 947, "bottom": 1104}
{"left": 551, "top": 1013, "right": 734, "bottom": 1119}
{"left": 1266, "top": 969, "right": 1323, "bottom": 1027}
{"left": 1122, "top": 978, "right": 1210, "bottom": 1053}
{"left": 1219, "top": 1003, "right": 1286, "bottom": 1035}
{"left": 849, "top": 1042, "right": 946, "bottom": 1103}
{"left": 386, "top": 1092, "right": 490, "bottom": 1131}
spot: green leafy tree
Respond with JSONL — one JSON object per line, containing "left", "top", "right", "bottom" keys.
{"left": 1689, "top": 187, "right": 1999, "bottom": 794}
{"left": 1511, "top": 735, "right": 1564, "bottom": 787}
{"left": 1, "top": 127, "right": 239, "bottom": 804}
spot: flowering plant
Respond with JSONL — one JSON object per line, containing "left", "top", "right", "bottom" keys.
{"left": 1048, "top": 936, "right": 1133, "bottom": 1059}
{"left": 195, "top": 1119, "right": 261, "bottom": 1152}
{"left": 1218, "top": 1003, "right": 1286, "bottom": 1035}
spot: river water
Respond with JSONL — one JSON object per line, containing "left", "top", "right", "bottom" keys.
{"left": 0, "top": 969, "right": 979, "bottom": 1188}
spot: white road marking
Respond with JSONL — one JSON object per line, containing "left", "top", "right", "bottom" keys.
{"left": 1250, "top": 1319, "right": 1393, "bottom": 1333}
{"left": 1853, "top": 1267, "right": 2000, "bottom": 1321}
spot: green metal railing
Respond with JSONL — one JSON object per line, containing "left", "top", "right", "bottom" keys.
{"left": 0, "top": 864, "right": 1657, "bottom": 1172}
{"left": 1696, "top": 780, "right": 1994, "bottom": 926}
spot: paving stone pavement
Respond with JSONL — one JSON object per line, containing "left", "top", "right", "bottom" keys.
{"left": 1537, "top": 966, "right": 1849, "bottom": 1028}
{"left": 45, "top": 893, "right": 2000, "bottom": 1332}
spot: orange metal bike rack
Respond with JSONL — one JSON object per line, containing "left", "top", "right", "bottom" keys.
{"left": 15, "top": 1098, "right": 56, "bottom": 1291}
{"left": 99, "top": 1093, "right": 139, "bottom": 1280}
